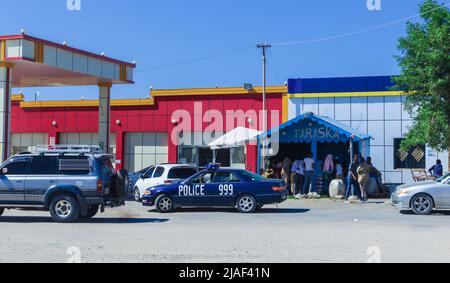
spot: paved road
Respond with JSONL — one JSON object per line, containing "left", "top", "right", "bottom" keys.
{"left": 1, "top": 199, "right": 450, "bottom": 263}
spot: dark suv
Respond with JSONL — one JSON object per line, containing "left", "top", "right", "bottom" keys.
{"left": 0, "top": 146, "right": 128, "bottom": 223}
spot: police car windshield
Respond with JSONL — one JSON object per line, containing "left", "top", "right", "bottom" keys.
{"left": 239, "top": 170, "right": 266, "bottom": 181}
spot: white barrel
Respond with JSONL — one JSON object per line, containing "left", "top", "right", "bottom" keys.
{"left": 366, "top": 178, "right": 378, "bottom": 197}
{"left": 329, "top": 179, "right": 345, "bottom": 199}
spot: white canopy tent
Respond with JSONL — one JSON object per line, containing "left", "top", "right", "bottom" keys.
{"left": 209, "top": 127, "right": 262, "bottom": 150}
{"left": 208, "top": 127, "right": 262, "bottom": 165}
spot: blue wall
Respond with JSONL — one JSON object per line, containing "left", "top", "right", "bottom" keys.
{"left": 288, "top": 76, "right": 396, "bottom": 94}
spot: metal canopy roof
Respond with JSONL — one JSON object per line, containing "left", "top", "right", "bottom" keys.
{"left": 0, "top": 34, "right": 136, "bottom": 87}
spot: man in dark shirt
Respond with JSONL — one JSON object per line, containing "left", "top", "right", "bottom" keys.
{"left": 429, "top": 160, "right": 444, "bottom": 179}
{"left": 345, "top": 154, "right": 361, "bottom": 201}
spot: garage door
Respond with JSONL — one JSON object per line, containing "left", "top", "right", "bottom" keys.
{"left": 124, "top": 133, "right": 168, "bottom": 172}
{"left": 11, "top": 133, "right": 49, "bottom": 156}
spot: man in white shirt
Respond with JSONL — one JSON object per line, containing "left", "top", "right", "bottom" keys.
{"left": 302, "top": 153, "right": 315, "bottom": 196}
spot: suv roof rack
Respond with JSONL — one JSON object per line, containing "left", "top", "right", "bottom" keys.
{"left": 34, "top": 145, "right": 104, "bottom": 154}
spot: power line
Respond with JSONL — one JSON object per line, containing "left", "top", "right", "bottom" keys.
{"left": 272, "top": 2, "right": 450, "bottom": 46}
{"left": 135, "top": 2, "right": 449, "bottom": 73}
{"left": 136, "top": 45, "right": 254, "bottom": 73}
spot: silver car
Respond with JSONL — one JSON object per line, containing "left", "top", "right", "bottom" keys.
{"left": 391, "top": 173, "right": 450, "bottom": 215}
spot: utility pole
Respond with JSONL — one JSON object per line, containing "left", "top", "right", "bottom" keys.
{"left": 257, "top": 42, "right": 271, "bottom": 172}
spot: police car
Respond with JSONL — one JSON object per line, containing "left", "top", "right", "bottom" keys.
{"left": 142, "top": 164, "right": 288, "bottom": 213}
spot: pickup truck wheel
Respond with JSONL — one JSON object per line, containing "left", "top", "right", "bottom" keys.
{"left": 80, "top": 205, "right": 99, "bottom": 220}
{"left": 134, "top": 187, "right": 142, "bottom": 202}
{"left": 236, "top": 195, "right": 257, "bottom": 213}
{"left": 49, "top": 194, "right": 80, "bottom": 223}
{"left": 155, "top": 195, "right": 174, "bottom": 213}
{"left": 0, "top": 208, "right": 4, "bottom": 216}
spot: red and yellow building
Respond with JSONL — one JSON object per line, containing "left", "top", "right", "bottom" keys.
{"left": 11, "top": 86, "right": 287, "bottom": 172}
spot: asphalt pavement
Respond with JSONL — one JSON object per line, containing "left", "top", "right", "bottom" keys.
{"left": 1, "top": 199, "right": 450, "bottom": 263}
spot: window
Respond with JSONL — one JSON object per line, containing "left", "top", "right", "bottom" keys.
{"left": 394, "top": 139, "right": 426, "bottom": 169}
{"left": 168, "top": 168, "right": 198, "bottom": 179}
{"left": 153, "top": 167, "right": 165, "bottom": 178}
{"left": 59, "top": 157, "right": 91, "bottom": 175}
{"left": 212, "top": 172, "right": 241, "bottom": 183}
{"left": 192, "top": 173, "right": 214, "bottom": 184}
{"left": 239, "top": 170, "right": 266, "bottom": 181}
{"left": 137, "top": 166, "right": 151, "bottom": 175}
{"left": 2, "top": 157, "right": 31, "bottom": 175}
{"left": 144, "top": 167, "right": 156, "bottom": 178}
{"left": 30, "top": 156, "right": 59, "bottom": 175}
{"left": 231, "top": 147, "right": 245, "bottom": 164}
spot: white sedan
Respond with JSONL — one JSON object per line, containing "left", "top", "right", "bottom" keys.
{"left": 133, "top": 164, "right": 198, "bottom": 201}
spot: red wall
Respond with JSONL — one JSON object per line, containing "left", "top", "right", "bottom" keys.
{"left": 11, "top": 93, "right": 283, "bottom": 172}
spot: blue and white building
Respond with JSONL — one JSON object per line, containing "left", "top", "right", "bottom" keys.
{"left": 286, "top": 76, "right": 448, "bottom": 184}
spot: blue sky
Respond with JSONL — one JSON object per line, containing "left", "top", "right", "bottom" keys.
{"left": 0, "top": 0, "right": 430, "bottom": 100}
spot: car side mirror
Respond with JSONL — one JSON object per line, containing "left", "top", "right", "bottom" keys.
{"left": 1, "top": 168, "right": 7, "bottom": 175}
{"left": 140, "top": 174, "right": 145, "bottom": 179}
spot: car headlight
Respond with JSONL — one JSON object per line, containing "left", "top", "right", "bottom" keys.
{"left": 143, "top": 190, "right": 152, "bottom": 196}
{"left": 396, "top": 188, "right": 411, "bottom": 195}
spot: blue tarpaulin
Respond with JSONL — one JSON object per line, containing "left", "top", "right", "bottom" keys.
{"left": 257, "top": 113, "right": 372, "bottom": 189}
{"left": 259, "top": 113, "right": 371, "bottom": 144}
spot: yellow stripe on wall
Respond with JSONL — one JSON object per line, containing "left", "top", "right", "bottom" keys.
{"left": 287, "top": 91, "right": 404, "bottom": 99}
{"left": 34, "top": 42, "right": 44, "bottom": 63}
{"left": 282, "top": 93, "right": 289, "bottom": 123}
{"left": 0, "top": 40, "right": 5, "bottom": 61}
{"left": 120, "top": 65, "right": 127, "bottom": 81}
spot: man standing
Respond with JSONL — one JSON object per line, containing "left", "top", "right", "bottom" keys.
{"left": 345, "top": 154, "right": 361, "bottom": 202}
{"left": 302, "top": 153, "right": 316, "bottom": 198}
{"left": 429, "top": 160, "right": 444, "bottom": 179}
{"left": 291, "top": 159, "right": 304, "bottom": 198}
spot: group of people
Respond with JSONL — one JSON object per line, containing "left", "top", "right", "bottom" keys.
{"left": 264, "top": 152, "right": 383, "bottom": 203}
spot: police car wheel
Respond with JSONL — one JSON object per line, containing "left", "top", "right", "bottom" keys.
{"left": 237, "top": 195, "right": 257, "bottom": 213}
{"left": 0, "top": 208, "right": 4, "bottom": 216}
{"left": 49, "top": 194, "right": 80, "bottom": 223}
{"left": 134, "top": 187, "right": 142, "bottom": 202}
{"left": 155, "top": 195, "right": 174, "bottom": 213}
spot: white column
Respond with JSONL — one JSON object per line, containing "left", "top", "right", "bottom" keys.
{"left": 98, "top": 82, "right": 112, "bottom": 153}
{"left": 0, "top": 63, "right": 13, "bottom": 162}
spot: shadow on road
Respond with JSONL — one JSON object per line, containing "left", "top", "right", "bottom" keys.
{"left": 148, "top": 207, "right": 310, "bottom": 214}
{"left": 0, "top": 216, "right": 170, "bottom": 224}
{"left": 400, "top": 210, "right": 450, "bottom": 216}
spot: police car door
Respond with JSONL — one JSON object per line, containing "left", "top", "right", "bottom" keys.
{"left": 206, "top": 171, "right": 242, "bottom": 206}
{"left": 178, "top": 172, "right": 214, "bottom": 206}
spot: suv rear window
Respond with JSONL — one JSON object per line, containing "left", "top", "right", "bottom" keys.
{"left": 59, "top": 157, "right": 91, "bottom": 175}
{"left": 168, "top": 168, "right": 197, "bottom": 179}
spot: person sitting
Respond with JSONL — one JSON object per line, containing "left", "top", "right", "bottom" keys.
{"left": 429, "top": 160, "right": 444, "bottom": 179}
